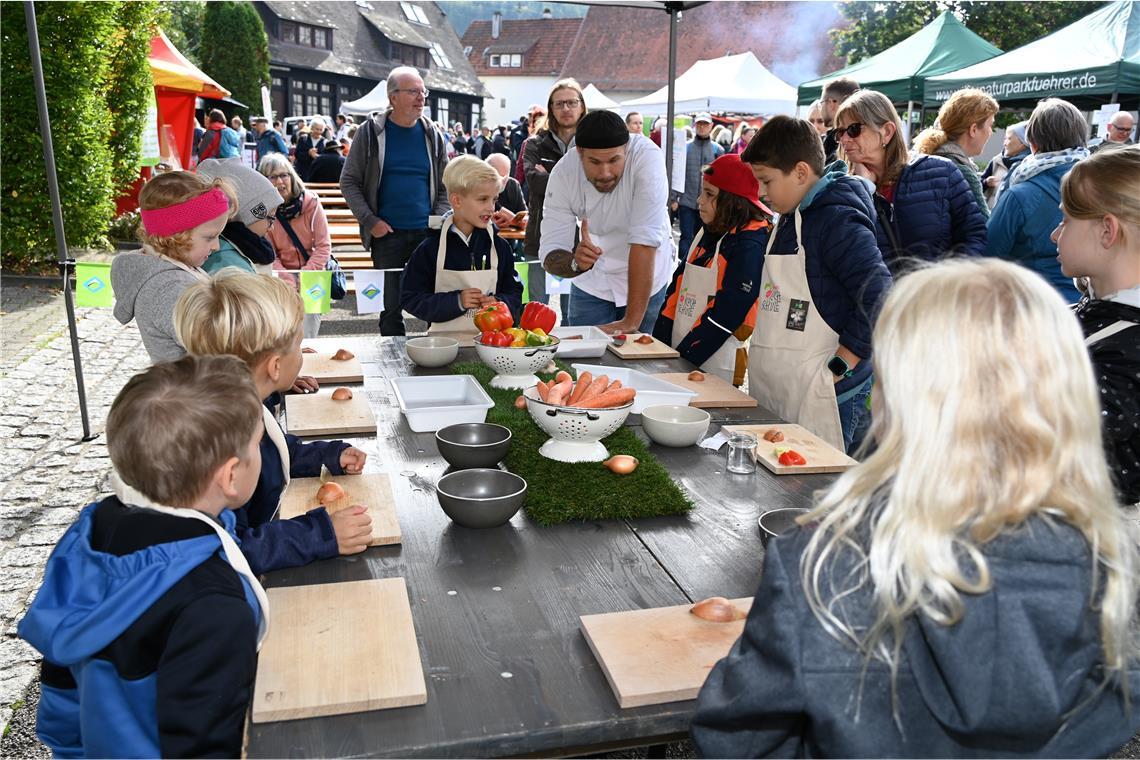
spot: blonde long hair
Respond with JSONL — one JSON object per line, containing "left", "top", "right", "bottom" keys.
{"left": 800, "top": 258, "right": 1139, "bottom": 706}
{"left": 913, "top": 88, "right": 998, "bottom": 155}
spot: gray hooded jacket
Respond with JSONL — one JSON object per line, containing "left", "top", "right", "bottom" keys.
{"left": 110, "top": 252, "right": 204, "bottom": 363}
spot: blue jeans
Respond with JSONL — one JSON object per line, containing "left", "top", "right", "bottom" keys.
{"left": 677, "top": 206, "right": 701, "bottom": 259}
{"left": 836, "top": 375, "right": 873, "bottom": 455}
{"left": 567, "top": 284, "right": 668, "bottom": 333}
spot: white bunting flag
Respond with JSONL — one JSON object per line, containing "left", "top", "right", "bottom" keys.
{"left": 353, "top": 270, "right": 386, "bottom": 314}
{"left": 545, "top": 272, "right": 572, "bottom": 295}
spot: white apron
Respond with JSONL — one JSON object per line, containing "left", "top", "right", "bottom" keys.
{"left": 747, "top": 209, "right": 844, "bottom": 450}
{"left": 427, "top": 217, "right": 501, "bottom": 334}
{"left": 261, "top": 404, "right": 291, "bottom": 518}
{"left": 670, "top": 228, "right": 744, "bottom": 384}
{"left": 1085, "top": 320, "right": 1131, "bottom": 346}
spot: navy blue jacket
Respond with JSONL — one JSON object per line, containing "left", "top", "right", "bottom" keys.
{"left": 987, "top": 159, "right": 1082, "bottom": 302}
{"left": 691, "top": 516, "right": 1140, "bottom": 757}
{"left": 400, "top": 225, "right": 523, "bottom": 326}
{"left": 765, "top": 173, "right": 892, "bottom": 363}
{"left": 20, "top": 499, "right": 261, "bottom": 757}
{"left": 874, "top": 154, "right": 988, "bottom": 275}
{"left": 235, "top": 402, "right": 350, "bottom": 575}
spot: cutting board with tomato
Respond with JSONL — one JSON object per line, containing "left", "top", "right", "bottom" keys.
{"left": 606, "top": 333, "right": 680, "bottom": 360}
{"left": 652, "top": 372, "right": 757, "bottom": 408}
{"left": 300, "top": 351, "right": 364, "bottom": 384}
{"left": 279, "top": 473, "right": 401, "bottom": 546}
{"left": 284, "top": 388, "right": 377, "bottom": 437}
{"left": 580, "top": 597, "right": 752, "bottom": 708}
{"left": 722, "top": 423, "right": 857, "bottom": 474}
{"left": 251, "top": 577, "right": 427, "bottom": 722}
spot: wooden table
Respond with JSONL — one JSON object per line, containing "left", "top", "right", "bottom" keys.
{"left": 246, "top": 337, "right": 832, "bottom": 758}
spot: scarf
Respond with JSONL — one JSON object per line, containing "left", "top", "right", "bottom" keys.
{"left": 222, "top": 220, "right": 276, "bottom": 265}
{"left": 1007, "top": 146, "right": 1089, "bottom": 186}
{"left": 277, "top": 193, "right": 305, "bottom": 222}
{"left": 934, "top": 141, "right": 977, "bottom": 173}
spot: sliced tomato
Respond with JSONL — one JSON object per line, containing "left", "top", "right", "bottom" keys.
{"left": 777, "top": 449, "right": 807, "bottom": 466}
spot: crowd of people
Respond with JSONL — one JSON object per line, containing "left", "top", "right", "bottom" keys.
{"left": 18, "top": 56, "right": 1140, "bottom": 758}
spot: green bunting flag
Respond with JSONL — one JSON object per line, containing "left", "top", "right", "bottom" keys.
{"left": 75, "top": 263, "right": 113, "bottom": 307}
{"left": 514, "top": 260, "right": 530, "bottom": 303}
{"left": 300, "top": 270, "right": 332, "bottom": 314}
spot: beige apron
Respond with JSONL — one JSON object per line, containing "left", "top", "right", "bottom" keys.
{"left": 670, "top": 229, "right": 744, "bottom": 384}
{"left": 747, "top": 209, "right": 844, "bottom": 450}
{"left": 427, "top": 216, "right": 501, "bottom": 334}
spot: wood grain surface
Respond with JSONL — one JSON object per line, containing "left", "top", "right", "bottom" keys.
{"left": 607, "top": 334, "right": 680, "bottom": 360}
{"left": 651, "top": 372, "right": 758, "bottom": 408}
{"left": 723, "top": 423, "right": 857, "bottom": 474}
{"left": 279, "top": 473, "right": 401, "bottom": 546}
{"left": 580, "top": 597, "right": 752, "bottom": 708}
{"left": 284, "top": 387, "right": 378, "bottom": 436}
{"left": 300, "top": 351, "right": 364, "bottom": 384}
{"left": 251, "top": 578, "right": 427, "bottom": 723}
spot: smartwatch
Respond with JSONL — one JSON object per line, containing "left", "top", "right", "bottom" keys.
{"left": 827, "top": 355, "right": 853, "bottom": 378}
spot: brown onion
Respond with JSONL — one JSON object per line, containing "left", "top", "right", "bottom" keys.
{"left": 762, "top": 429, "right": 784, "bottom": 443}
{"left": 331, "top": 348, "right": 355, "bottom": 361}
{"left": 331, "top": 387, "right": 353, "bottom": 401}
{"left": 634, "top": 335, "right": 654, "bottom": 345}
{"left": 603, "top": 455, "right": 639, "bottom": 475}
{"left": 690, "top": 597, "right": 746, "bottom": 622}
{"left": 514, "top": 394, "right": 527, "bottom": 409}
{"left": 688, "top": 371, "right": 705, "bottom": 382}
{"left": 317, "top": 481, "right": 346, "bottom": 505}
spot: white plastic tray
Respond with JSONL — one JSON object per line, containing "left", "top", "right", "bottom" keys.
{"left": 550, "top": 326, "right": 610, "bottom": 358}
{"left": 390, "top": 375, "right": 494, "bottom": 432}
{"left": 570, "top": 363, "right": 696, "bottom": 414}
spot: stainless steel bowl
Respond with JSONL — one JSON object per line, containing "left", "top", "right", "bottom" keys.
{"left": 758, "top": 508, "right": 810, "bottom": 545}
{"left": 435, "top": 423, "right": 512, "bottom": 469}
{"left": 436, "top": 468, "right": 527, "bottom": 528}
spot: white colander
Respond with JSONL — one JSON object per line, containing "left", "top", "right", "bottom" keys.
{"left": 474, "top": 338, "right": 561, "bottom": 389}
{"left": 522, "top": 385, "right": 633, "bottom": 462}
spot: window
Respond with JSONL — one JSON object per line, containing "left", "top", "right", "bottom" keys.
{"left": 510, "top": 54, "right": 521, "bottom": 67}
{"left": 471, "top": 102, "right": 480, "bottom": 133}
{"left": 298, "top": 25, "right": 312, "bottom": 46}
{"left": 463, "top": 45, "right": 472, "bottom": 57}
{"left": 313, "top": 27, "right": 328, "bottom": 48}
{"left": 400, "top": 1, "right": 430, "bottom": 25}
{"left": 320, "top": 96, "right": 331, "bottom": 115}
{"left": 321, "top": 83, "right": 331, "bottom": 93}
{"left": 436, "top": 97, "right": 449, "bottom": 126}
{"left": 489, "top": 54, "right": 500, "bottom": 67}
{"left": 280, "top": 20, "right": 331, "bottom": 49}
{"left": 429, "top": 42, "right": 452, "bottom": 70}
{"left": 306, "top": 81, "right": 318, "bottom": 91}
{"left": 272, "top": 76, "right": 284, "bottom": 88}
{"left": 292, "top": 93, "right": 304, "bottom": 116}
{"left": 281, "top": 21, "right": 296, "bottom": 41}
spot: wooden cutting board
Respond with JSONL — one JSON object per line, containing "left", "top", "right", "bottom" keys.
{"left": 580, "top": 597, "right": 751, "bottom": 708}
{"left": 300, "top": 352, "right": 364, "bottom": 384}
{"left": 251, "top": 577, "right": 427, "bottom": 723}
{"left": 652, "top": 372, "right": 757, "bottom": 408}
{"left": 723, "top": 423, "right": 857, "bottom": 475}
{"left": 284, "top": 388, "right": 377, "bottom": 436}
{"left": 606, "top": 333, "right": 680, "bottom": 360}
{"left": 279, "top": 473, "right": 401, "bottom": 546}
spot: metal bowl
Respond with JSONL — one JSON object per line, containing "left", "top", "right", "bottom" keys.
{"left": 436, "top": 468, "right": 527, "bottom": 528}
{"left": 406, "top": 336, "right": 460, "bottom": 368}
{"left": 758, "top": 508, "right": 810, "bottom": 546}
{"left": 435, "top": 423, "right": 512, "bottom": 469}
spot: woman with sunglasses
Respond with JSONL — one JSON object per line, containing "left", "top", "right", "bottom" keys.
{"left": 834, "top": 90, "right": 987, "bottom": 275}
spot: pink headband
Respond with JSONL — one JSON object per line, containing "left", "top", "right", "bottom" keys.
{"left": 140, "top": 187, "right": 230, "bottom": 237}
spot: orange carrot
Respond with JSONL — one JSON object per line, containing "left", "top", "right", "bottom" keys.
{"left": 536, "top": 380, "right": 550, "bottom": 401}
{"left": 568, "top": 371, "right": 592, "bottom": 404}
{"left": 554, "top": 370, "right": 572, "bottom": 385}
{"left": 605, "top": 379, "right": 623, "bottom": 392}
{"left": 577, "top": 374, "right": 610, "bottom": 404}
{"left": 578, "top": 387, "right": 637, "bottom": 409}
{"left": 546, "top": 378, "right": 573, "bottom": 406}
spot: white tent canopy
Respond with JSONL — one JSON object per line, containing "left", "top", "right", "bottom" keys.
{"left": 339, "top": 81, "right": 388, "bottom": 116}
{"left": 582, "top": 83, "right": 621, "bottom": 111}
{"left": 619, "top": 51, "right": 797, "bottom": 115}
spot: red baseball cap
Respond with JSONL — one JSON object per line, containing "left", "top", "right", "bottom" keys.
{"left": 701, "top": 154, "right": 772, "bottom": 215}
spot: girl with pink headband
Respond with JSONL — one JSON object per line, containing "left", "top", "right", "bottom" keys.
{"left": 111, "top": 172, "right": 236, "bottom": 363}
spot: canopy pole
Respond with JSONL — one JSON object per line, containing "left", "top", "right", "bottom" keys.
{"left": 24, "top": 0, "right": 95, "bottom": 442}
{"left": 664, "top": 5, "right": 678, "bottom": 188}
{"left": 906, "top": 100, "right": 914, "bottom": 145}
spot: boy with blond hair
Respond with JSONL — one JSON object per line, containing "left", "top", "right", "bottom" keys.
{"left": 174, "top": 270, "right": 372, "bottom": 574}
{"left": 20, "top": 355, "right": 268, "bottom": 757}
{"left": 400, "top": 154, "right": 523, "bottom": 332}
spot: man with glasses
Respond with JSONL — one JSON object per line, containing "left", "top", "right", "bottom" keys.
{"left": 820, "top": 76, "right": 860, "bottom": 165}
{"left": 1092, "top": 111, "right": 1135, "bottom": 153}
{"left": 341, "top": 65, "right": 451, "bottom": 335}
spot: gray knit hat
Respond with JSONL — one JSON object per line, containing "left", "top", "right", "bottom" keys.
{"left": 196, "top": 158, "right": 284, "bottom": 225}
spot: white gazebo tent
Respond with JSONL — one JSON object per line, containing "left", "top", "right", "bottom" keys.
{"left": 582, "top": 83, "right": 621, "bottom": 111}
{"left": 339, "top": 81, "right": 389, "bottom": 116}
{"left": 619, "top": 51, "right": 797, "bottom": 115}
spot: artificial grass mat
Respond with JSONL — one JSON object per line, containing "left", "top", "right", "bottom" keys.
{"left": 450, "top": 361, "right": 693, "bottom": 526}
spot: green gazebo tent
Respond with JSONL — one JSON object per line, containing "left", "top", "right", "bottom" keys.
{"left": 797, "top": 10, "right": 1001, "bottom": 107}
{"left": 923, "top": 0, "right": 1140, "bottom": 109}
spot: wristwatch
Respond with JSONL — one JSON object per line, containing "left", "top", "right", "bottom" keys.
{"left": 827, "top": 355, "right": 854, "bottom": 378}
{"left": 570, "top": 256, "right": 580, "bottom": 274}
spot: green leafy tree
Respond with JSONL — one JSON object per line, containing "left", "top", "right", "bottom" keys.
{"left": 1, "top": 2, "right": 117, "bottom": 270}
{"left": 159, "top": 0, "right": 205, "bottom": 67}
{"left": 105, "top": 1, "right": 161, "bottom": 193}
{"left": 199, "top": 1, "right": 269, "bottom": 120}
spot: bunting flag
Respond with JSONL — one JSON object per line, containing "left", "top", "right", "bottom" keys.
{"left": 299, "top": 270, "right": 332, "bottom": 314}
{"left": 546, "top": 272, "right": 571, "bottom": 296}
{"left": 353, "top": 269, "right": 386, "bottom": 314}
{"left": 75, "top": 263, "right": 113, "bottom": 307}
{"left": 515, "top": 260, "right": 530, "bottom": 303}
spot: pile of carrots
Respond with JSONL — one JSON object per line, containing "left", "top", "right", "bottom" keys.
{"left": 535, "top": 370, "right": 636, "bottom": 409}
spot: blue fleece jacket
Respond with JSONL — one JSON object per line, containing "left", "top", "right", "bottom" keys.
{"left": 986, "top": 161, "right": 1081, "bottom": 302}
{"left": 874, "top": 154, "right": 988, "bottom": 275}
{"left": 19, "top": 500, "right": 261, "bottom": 758}
{"left": 400, "top": 224, "right": 523, "bottom": 326}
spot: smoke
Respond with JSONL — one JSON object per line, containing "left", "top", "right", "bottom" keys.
{"left": 765, "top": 2, "right": 845, "bottom": 86}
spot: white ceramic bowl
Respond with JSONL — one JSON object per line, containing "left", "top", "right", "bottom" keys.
{"left": 473, "top": 337, "right": 560, "bottom": 389}
{"left": 640, "top": 404, "right": 711, "bottom": 447}
{"left": 406, "top": 336, "right": 460, "bottom": 368}
{"left": 522, "top": 385, "right": 633, "bottom": 462}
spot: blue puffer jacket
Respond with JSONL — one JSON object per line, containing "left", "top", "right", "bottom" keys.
{"left": 986, "top": 159, "right": 1082, "bottom": 303}
{"left": 873, "top": 154, "right": 988, "bottom": 275}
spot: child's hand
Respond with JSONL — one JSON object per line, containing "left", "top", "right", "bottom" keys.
{"left": 460, "top": 288, "right": 484, "bottom": 309}
{"left": 477, "top": 294, "right": 499, "bottom": 309}
{"left": 340, "top": 447, "right": 367, "bottom": 474}
{"left": 491, "top": 208, "right": 515, "bottom": 227}
{"left": 290, "top": 375, "right": 319, "bottom": 394}
{"left": 330, "top": 506, "right": 372, "bottom": 555}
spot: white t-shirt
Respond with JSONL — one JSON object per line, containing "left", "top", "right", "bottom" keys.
{"left": 538, "top": 134, "right": 675, "bottom": 307}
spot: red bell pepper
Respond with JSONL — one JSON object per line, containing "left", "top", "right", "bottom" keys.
{"left": 776, "top": 448, "right": 807, "bottom": 466}
{"left": 520, "top": 301, "right": 556, "bottom": 333}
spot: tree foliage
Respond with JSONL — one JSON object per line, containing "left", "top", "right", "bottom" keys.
{"left": 832, "top": 1, "right": 1108, "bottom": 66}
{"left": 159, "top": 0, "right": 205, "bottom": 67}
{"left": 199, "top": 1, "right": 269, "bottom": 120}
{"left": 106, "top": 1, "right": 161, "bottom": 192}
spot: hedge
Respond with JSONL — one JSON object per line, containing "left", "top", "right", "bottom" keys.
{"left": 200, "top": 1, "right": 269, "bottom": 121}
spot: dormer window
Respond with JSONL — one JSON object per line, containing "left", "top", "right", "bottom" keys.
{"left": 429, "top": 42, "right": 453, "bottom": 70}
{"left": 280, "top": 20, "right": 332, "bottom": 50}
{"left": 400, "top": 1, "right": 430, "bottom": 25}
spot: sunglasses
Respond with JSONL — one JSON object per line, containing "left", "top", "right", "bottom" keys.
{"left": 835, "top": 122, "right": 867, "bottom": 139}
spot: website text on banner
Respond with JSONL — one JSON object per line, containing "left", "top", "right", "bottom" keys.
{"left": 933, "top": 72, "right": 1099, "bottom": 102}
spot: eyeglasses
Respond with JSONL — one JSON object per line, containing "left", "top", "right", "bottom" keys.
{"left": 268, "top": 173, "right": 291, "bottom": 182}
{"left": 1107, "top": 123, "right": 1133, "bottom": 132}
{"left": 553, "top": 98, "right": 582, "bottom": 110}
{"left": 394, "top": 88, "right": 429, "bottom": 98}
{"left": 835, "top": 122, "right": 867, "bottom": 139}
